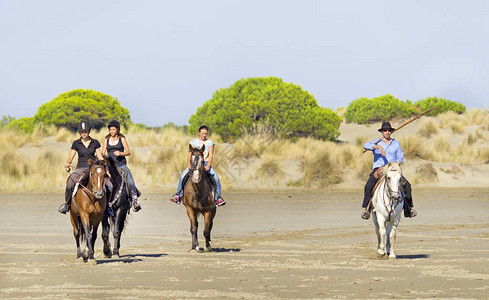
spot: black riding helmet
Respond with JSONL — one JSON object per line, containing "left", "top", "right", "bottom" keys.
{"left": 78, "top": 121, "right": 91, "bottom": 132}
{"left": 107, "top": 120, "right": 120, "bottom": 130}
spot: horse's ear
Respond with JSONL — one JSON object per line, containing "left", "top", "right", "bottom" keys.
{"left": 188, "top": 144, "right": 193, "bottom": 152}
{"left": 201, "top": 144, "right": 205, "bottom": 153}
{"left": 88, "top": 158, "right": 93, "bottom": 166}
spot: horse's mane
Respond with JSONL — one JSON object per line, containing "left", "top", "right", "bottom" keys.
{"left": 380, "top": 162, "right": 402, "bottom": 181}
{"left": 105, "top": 156, "right": 123, "bottom": 186}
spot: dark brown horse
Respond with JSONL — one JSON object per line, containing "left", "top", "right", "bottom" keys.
{"left": 69, "top": 158, "right": 107, "bottom": 263}
{"left": 102, "top": 155, "right": 132, "bottom": 258}
{"left": 184, "top": 144, "right": 216, "bottom": 252}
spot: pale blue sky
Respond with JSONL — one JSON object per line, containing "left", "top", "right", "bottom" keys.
{"left": 1, "top": 0, "right": 488, "bottom": 126}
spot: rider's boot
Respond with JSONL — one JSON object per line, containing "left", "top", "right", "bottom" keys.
{"left": 215, "top": 196, "right": 226, "bottom": 207}
{"left": 361, "top": 207, "right": 371, "bottom": 220}
{"left": 170, "top": 192, "right": 182, "bottom": 204}
{"left": 131, "top": 190, "right": 141, "bottom": 212}
{"left": 58, "top": 188, "right": 72, "bottom": 214}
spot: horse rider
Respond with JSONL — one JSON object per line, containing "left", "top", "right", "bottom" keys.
{"left": 361, "top": 121, "right": 417, "bottom": 220}
{"left": 101, "top": 119, "right": 141, "bottom": 212}
{"left": 170, "top": 125, "right": 226, "bottom": 207}
{"left": 58, "top": 121, "right": 108, "bottom": 214}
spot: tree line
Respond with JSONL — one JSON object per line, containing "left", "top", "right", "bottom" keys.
{"left": 2, "top": 78, "right": 465, "bottom": 141}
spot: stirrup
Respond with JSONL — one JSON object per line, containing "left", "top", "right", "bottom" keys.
{"left": 132, "top": 200, "right": 141, "bottom": 212}
{"left": 215, "top": 197, "right": 226, "bottom": 207}
{"left": 361, "top": 210, "right": 370, "bottom": 220}
{"left": 170, "top": 194, "right": 181, "bottom": 205}
{"left": 58, "top": 203, "right": 70, "bottom": 214}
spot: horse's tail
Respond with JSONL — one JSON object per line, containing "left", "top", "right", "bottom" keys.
{"left": 77, "top": 216, "right": 86, "bottom": 243}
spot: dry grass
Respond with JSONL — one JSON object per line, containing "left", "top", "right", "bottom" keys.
{"left": 415, "top": 163, "right": 438, "bottom": 183}
{"left": 421, "top": 136, "right": 451, "bottom": 162}
{"left": 1, "top": 108, "right": 488, "bottom": 191}
{"left": 398, "top": 135, "right": 424, "bottom": 159}
{"left": 417, "top": 119, "right": 438, "bottom": 138}
{"left": 255, "top": 155, "right": 285, "bottom": 179}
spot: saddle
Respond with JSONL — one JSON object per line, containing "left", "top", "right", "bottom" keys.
{"left": 108, "top": 166, "right": 141, "bottom": 208}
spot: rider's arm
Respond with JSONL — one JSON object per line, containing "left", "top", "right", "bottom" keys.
{"left": 120, "top": 137, "right": 131, "bottom": 156}
{"left": 186, "top": 150, "right": 192, "bottom": 169}
{"left": 64, "top": 149, "right": 77, "bottom": 168}
{"left": 396, "top": 141, "right": 404, "bottom": 164}
{"left": 95, "top": 148, "right": 104, "bottom": 161}
{"left": 364, "top": 139, "right": 385, "bottom": 156}
{"left": 101, "top": 138, "right": 108, "bottom": 156}
{"left": 206, "top": 145, "right": 214, "bottom": 168}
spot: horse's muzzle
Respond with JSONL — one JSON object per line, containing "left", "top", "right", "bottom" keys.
{"left": 94, "top": 190, "right": 104, "bottom": 199}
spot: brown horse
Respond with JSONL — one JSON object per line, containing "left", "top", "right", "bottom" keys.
{"left": 183, "top": 144, "right": 216, "bottom": 252}
{"left": 69, "top": 158, "right": 107, "bottom": 263}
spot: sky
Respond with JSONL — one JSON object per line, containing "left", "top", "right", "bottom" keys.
{"left": 1, "top": 0, "right": 488, "bottom": 126}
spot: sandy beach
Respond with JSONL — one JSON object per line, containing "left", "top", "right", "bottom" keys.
{"left": 1, "top": 188, "right": 488, "bottom": 299}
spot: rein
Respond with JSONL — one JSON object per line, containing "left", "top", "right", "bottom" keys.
{"left": 379, "top": 171, "right": 403, "bottom": 217}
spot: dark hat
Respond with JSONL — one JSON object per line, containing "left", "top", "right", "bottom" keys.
{"left": 107, "top": 120, "right": 120, "bottom": 130}
{"left": 378, "top": 121, "right": 395, "bottom": 132}
{"left": 78, "top": 121, "right": 91, "bottom": 132}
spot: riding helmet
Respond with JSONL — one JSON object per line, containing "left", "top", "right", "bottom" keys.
{"left": 77, "top": 121, "right": 91, "bottom": 132}
{"left": 107, "top": 120, "right": 121, "bottom": 130}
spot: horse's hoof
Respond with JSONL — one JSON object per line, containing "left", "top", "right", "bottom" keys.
{"left": 103, "top": 246, "right": 112, "bottom": 258}
{"left": 87, "top": 259, "right": 97, "bottom": 265}
{"left": 204, "top": 247, "right": 212, "bottom": 252}
{"left": 188, "top": 247, "right": 202, "bottom": 253}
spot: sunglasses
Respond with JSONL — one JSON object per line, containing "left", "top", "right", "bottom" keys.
{"left": 382, "top": 129, "right": 393, "bottom": 132}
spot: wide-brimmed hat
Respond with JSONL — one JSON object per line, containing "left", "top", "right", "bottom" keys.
{"left": 378, "top": 121, "right": 395, "bottom": 132}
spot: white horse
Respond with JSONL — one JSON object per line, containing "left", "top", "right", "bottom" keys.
{"left": 371, "top": 161, "right": 404, "bottom": 259}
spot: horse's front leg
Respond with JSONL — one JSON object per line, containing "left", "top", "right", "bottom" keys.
{"left": 375, "top": 216, "right": 387, "bottom": 257}
{"left": 70, "top": 213, "right": 82, "bottom": 259}
{"left": 186, "top": 207, "right": 199, "bottom": 251}
{"left": 388, "top": 216, "right": 401, "bottom": 259}
{"left": 203, "top": 209, "right": 216, "bottom": 252}
{"left": 112, "top": 211, "right": 126, "bottom": 258}
{"left": 88, "top": 223, "right": 99, "bottom": 262}
{"left": 102, "top": 215, "right": 112, "bottom": 258}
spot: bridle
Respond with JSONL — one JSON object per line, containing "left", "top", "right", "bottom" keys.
{"left": 380, "top": 169, "right": 402, "bottom": 216}
{"left": 190, "top": 150, "right": 204, "bottom": 182}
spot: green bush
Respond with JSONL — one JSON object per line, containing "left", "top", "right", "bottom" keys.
{"left": 189, "top": 77, "right": 341, "bottom": 141}
{"left": 0, "top": 115, "right": 15, "bottom": 128}
{"left": 34, "top": 89, "right": 131, "bottom": 131}
{"left": 7, "top": 117, "right": 35, "bottom": 133}
{"left": 344, "top": 94, "right": 418, "bottom": 124}
{"left": 414, "top": 97, "right": 465, "bottom": 116}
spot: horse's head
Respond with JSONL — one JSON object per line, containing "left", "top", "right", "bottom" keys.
{"left": 88, "top": 158, "right": 107, "bottom": 199}
{"left": 189, "top": 144, "right": 205, "bottom": 184}
{"left": 384, "top": 162, "right": 403, "bottom": 201}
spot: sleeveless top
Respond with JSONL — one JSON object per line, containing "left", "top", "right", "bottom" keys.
{"left": 107, "top": 137, "right": 127, "bottom": 166}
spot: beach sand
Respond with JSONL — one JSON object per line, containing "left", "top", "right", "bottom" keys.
{"left": 1, "top": 189, "right": 488, "bottom": 299}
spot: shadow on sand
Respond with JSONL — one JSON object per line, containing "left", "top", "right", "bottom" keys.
{"left": 96, "top": 253, "right": 167, "bottom": 264}
{"left": 396, "top": 254, "right": 430, "bottom": 259}
{"left": 211, "top": 247, "right": 241, "bottom": 253}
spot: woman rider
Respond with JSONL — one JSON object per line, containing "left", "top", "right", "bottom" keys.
{"left": 58, "top": 121, "right": 105, "bottom": 214}
{"left": 170, "top": 125, "right": 225, "bottom": 207}
{"left": 102, "top": 120, "right": 141, "bottom": 212}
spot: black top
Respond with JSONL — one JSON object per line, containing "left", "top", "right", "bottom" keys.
{"left": 106, "top": 137, "right": 127, "bottom": 166}
{"left": 71, "top": 137, "right": 101, "bottom": 168}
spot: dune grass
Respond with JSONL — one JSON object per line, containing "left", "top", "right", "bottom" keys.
{"left": 1, "top": 108, "right": 488, "bottom": 191}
